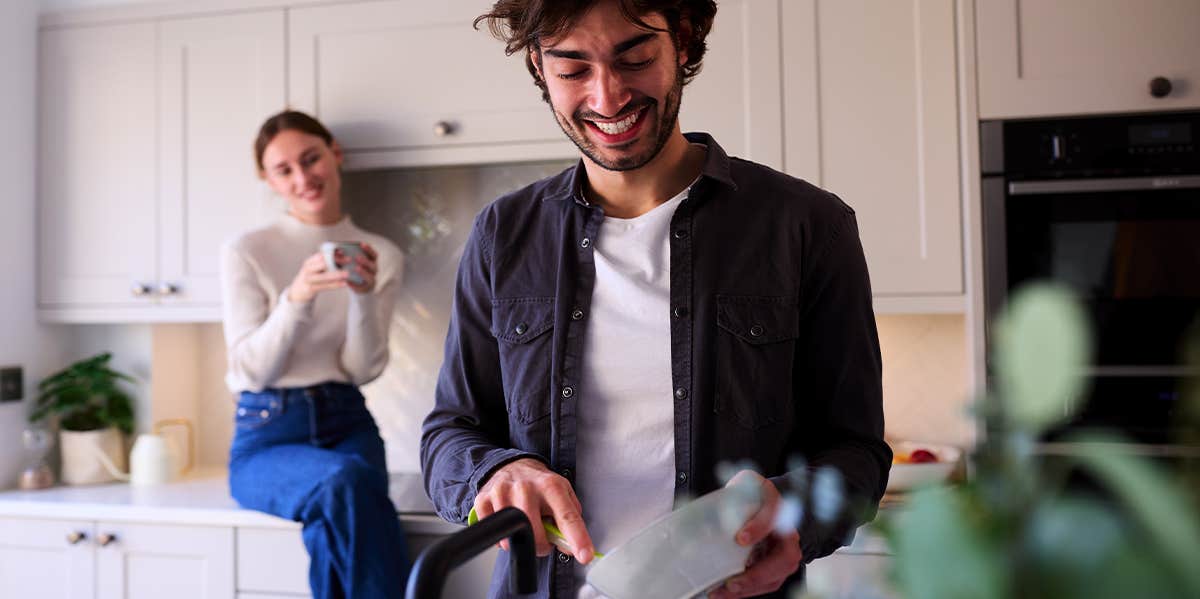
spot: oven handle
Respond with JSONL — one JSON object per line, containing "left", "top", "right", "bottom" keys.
{"left": 1009, "top": 175, "right": 1200, "bottom": 195}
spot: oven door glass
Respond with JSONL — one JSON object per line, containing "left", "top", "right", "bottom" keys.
{"left": 1005, "top": 183, "right": 1200, "bottom": 366}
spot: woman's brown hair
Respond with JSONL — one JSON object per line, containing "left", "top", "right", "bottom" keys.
{"left": 253, "top": 110, "right": 335, "bottom": 172}
{"left": 475, "top": 0, "right": 718, "bottom": 103}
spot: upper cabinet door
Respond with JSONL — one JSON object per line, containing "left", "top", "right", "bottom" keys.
{"left": 681, "top": 0, "right": 783, "bottom": 170}
{"left": 39, "top": 22, "right": 159, "bottom": 308}
{"left": 158, "top": 10, "right": 286, "bottom": 309}
{"left": 288, "top": 1, "right": 573, "bottom": 167}
{"left": 784, "top": 0, "right": 963, "bottom": 297}
{"left": 976, "top": 0, "right": 1200, "bottom": 118}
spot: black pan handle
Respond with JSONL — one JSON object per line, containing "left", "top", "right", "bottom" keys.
{"left": 405, "top": 507, "right": 538, "bottom": 598}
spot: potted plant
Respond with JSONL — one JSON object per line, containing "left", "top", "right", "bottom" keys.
{"left": 30, "top": 353, "right": 136, "bottom": 485}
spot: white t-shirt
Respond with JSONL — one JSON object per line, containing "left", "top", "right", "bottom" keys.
{"left": 219, "top": 213, "right": 403, "bottom": 392}
{"left": 574, "top": 185, "right": 692, "bottom": 597}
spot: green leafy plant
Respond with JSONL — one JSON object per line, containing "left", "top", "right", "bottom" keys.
{"left": 878, "top": 284, "right": 1200, "bottom": 599}
{"left": 30, "top": 353, "right": 135, "bottom": 434}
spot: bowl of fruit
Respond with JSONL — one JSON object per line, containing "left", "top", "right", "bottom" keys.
{"left": 886, "top": 441, "right": 962, "bottom": 492}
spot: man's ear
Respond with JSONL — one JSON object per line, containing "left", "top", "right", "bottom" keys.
{"left": 676, "top": 20, "right": 692, "bottom": 66}
{"left": 530, "top": 47, "right": 545, "bottom": 82}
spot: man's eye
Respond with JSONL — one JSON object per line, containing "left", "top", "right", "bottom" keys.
{"left": 558, "top": 69, "right": 587, "bottom": 81}
{"left": 621, "top": 58, "right": 654, "bottom": 70}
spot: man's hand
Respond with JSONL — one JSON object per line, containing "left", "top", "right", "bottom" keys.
{"left": 473, "top": 458, "right": 596, "bottom": 563}
{"left": 710, "top": 470, "right": 803, "bottom": 599}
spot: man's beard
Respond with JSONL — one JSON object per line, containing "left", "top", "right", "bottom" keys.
{"left": 551, "top": 69, "right": 684, "bottom": 172}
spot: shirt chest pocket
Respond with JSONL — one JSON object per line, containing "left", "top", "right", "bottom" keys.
{"left": 491, "top": 298, "right": 555, "bottom": 424}
{"left": 714, "top": 295, "right": 800, "bottom": 430}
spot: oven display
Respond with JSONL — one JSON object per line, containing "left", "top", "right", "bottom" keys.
{"left": 1129, "top": 122, "right": 1192, "bottom": 146}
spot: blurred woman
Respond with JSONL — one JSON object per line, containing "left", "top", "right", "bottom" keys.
{"left": 221, "top": 110, "right": 409, "bottom": 599}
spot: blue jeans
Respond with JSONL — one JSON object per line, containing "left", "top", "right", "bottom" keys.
{"left": 229, "top": 382, "right": 411, "bottom": 599}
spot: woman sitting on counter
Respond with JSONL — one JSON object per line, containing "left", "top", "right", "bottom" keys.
{"left": 220, "top": 110, "right": 410, "bottom": 599}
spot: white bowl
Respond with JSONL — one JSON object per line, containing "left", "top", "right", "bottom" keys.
{"left": 886, "top": 441, "right": 962, "bottom": 492}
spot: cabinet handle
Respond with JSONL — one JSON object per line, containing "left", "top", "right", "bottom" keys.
{"left": 66, "top": 531, "right": 88, "bottom": 545}
{"left": 97, "top": 532, "right": 117, "bottom": 547}
{"left": 131, "top": 283, "right": 152, "bottom": 297}
{"left": 1150, "top": 76, "right": 1173, "bottom": 98}
{"left": 157, "top": 282, "right": 179, "bottom": 296}
{"left": 433, "top": 121, "right": 455, "bottom": 137}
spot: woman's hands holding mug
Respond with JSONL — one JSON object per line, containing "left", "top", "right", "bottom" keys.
{"left": 287, "top": 242, "right": 378, "bottom": 303}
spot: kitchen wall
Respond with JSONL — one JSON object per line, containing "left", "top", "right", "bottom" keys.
{"left": 0, "top": 0, "right": 70, "bottom": 489}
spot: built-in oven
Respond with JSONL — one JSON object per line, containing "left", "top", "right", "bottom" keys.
{"left": 981, "top": 111, "right": 1200, "bottom": 451}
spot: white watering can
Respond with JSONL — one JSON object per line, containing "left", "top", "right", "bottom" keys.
{"left": 92, "top": 419, "right": 194, "bottom": 486}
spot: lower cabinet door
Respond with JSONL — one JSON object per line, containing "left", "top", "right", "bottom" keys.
{"left": 95, "top": 522, "right": 234, "bottom": 599}
{"left": 0, "top": 517, "right": 95, "bottom": 599}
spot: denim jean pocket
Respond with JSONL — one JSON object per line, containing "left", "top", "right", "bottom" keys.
{"left": 234, "top": 392, "right": 282, "bottom": 431}
{"left": 714, "top": 295, "right": 800, "bottom": 430}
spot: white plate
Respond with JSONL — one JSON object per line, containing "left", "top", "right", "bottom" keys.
{"left": 585, "top": 487, "right": 756, "bottom": 599}
{"left": 886, "top": 442, "right": 962, "bottom": 492}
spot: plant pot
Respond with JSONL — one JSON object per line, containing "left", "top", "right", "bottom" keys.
{"left": 60, "top": 427, "right": 126, "bottom": 485}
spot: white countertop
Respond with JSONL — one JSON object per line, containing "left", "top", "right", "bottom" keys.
{"left": 0, "top": 469, "right": 459, "bottom": 534}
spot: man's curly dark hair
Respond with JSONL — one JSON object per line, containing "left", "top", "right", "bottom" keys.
{"left": 475, "top": 0, "right": 719, "bottom": 103}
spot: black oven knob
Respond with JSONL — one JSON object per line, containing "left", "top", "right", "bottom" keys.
{"left": 1149, "top": 76, "right": 1173, "bottom": 99}
{"left": 1050, "top": 133, "right": 1066, "bottom": 162}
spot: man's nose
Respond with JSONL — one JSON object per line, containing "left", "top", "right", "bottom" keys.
{"left": 588, "top": 67, "right": 632, "bottom": 118}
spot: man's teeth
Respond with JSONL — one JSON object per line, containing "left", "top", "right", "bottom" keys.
{"left": 592, "top": 110, "right": 640, "bottom": 135}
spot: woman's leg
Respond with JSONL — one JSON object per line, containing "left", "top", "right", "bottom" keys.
{"left": 229, "top": 386, "right": 410, "bottom": 599}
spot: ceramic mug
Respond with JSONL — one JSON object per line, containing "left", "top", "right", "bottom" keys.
{"left": 320, "top": 241, "right": 365, "bottom": 285}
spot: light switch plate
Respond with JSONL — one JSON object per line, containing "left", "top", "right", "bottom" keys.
{"left": 0, "top": 366, "right": 22, "bottom": 402}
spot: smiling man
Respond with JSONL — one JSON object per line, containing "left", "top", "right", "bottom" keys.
{"left": 420, "top": 1, "right": 891, "bottom": 598}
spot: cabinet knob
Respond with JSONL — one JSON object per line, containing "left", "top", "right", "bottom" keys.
{"left": 433, "top": 121, "right": 455, "bottom": 137}
{"left": 97, "top": 532, "right": 117, "bottom": 547}
{"left": 66, "top": 531, "right": 88, "bottom": 545}
{"left": 131, "top": 283, "right": 152, "bottom": 297}
{"left": 157, "top": 282, "right": 179, "bottom": 296}
{"left": 1150, "top": 76, "right": 1173, "bottom": 98}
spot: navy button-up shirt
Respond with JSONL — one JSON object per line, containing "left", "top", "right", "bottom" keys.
{"left": 421, "top": 134, "right": 890, "bottom": 598}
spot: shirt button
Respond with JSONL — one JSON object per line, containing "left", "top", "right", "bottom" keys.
{"left": 515, "top": 322, "right": 529, "bottom": 335}
{"left": 259, "top": 409, "right": 270, "bottom": 419}
{"left": 674, "top": 387, "right": 688, "bottom": 400}
{"left": 672, "top": 306, "right": 689, "bottom": 319}
{"left": 562, "top": 386, "right": 575, "bottom": 398}
{"left": 673, "top": 229, "right": 688, "bottom": 239}
{"left": 557, "top": 552, "right": 572, "bottom": 564}
{"left": 749, "top": 324, "right": 765, "bottom": 337}
{"left": 237, "top": 408, "right": 246, "bottom": 416}
{"left": 676, "top": 471, "right": 688, "bottom": 485}
{"left": 559, "top": 468, "right": 573, "bottom": 479}
{"left": 571, "top": 309, "right": 585, "bottom": 321}
{"left": 580, "top": 238, "right": 591, "bottom": 248}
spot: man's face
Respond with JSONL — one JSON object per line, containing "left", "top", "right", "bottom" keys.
{"left": 535, "top": 1, "right": 686, "bottom": 172}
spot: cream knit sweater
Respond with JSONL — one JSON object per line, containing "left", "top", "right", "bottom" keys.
{"left": 220, "top": 213, "right": 403, "bottom": 393}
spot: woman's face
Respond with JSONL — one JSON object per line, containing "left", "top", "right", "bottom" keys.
{"left": 259, "top": 129, "right": 344, "bottom": 225}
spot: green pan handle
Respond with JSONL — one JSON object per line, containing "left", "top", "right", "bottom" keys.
{"left": 468, "top": 507, "right": 605, "bottom": 559}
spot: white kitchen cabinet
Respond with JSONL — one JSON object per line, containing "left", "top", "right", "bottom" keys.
{"left": 38, "top": 10, "right": 285, "bottom": 323}
{"left": 95, "top": 522, "right": 234, "bottom": 599}
{"left": 680, "top": 0, "right": 783, "bottom": 170}
{"left": 0, "top": 517, "right": 233, "bottom": 599}
{"left": 975, "top": 0, "right": 1200, "bottom": 118}
{"left": 288, "top": 0, "right": 575, "bottom": 169}
{"left": 784, "top": 0, "right": 964, "bottom": 301}
{"left": 38, "top": 22, "right": 159, "bottom": 313}
{"left": 0, "top": 517, "right": 94, "bottom": 598}
{"left": 158, "top": 10, "right": 287, "bottom": 311}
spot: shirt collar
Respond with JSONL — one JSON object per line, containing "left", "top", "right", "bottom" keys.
{"left": 544, "top": 132, "right": 739, "bottom": 206}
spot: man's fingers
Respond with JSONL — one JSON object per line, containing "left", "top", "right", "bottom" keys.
{"left": 542, "top": 482, "right": 593, "bottom": 563}
{"left": 734, "top": 473, "right": 780, "bottom": 546}
{"left": 512, "top": 484, "right": 551, "bottom": 556}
